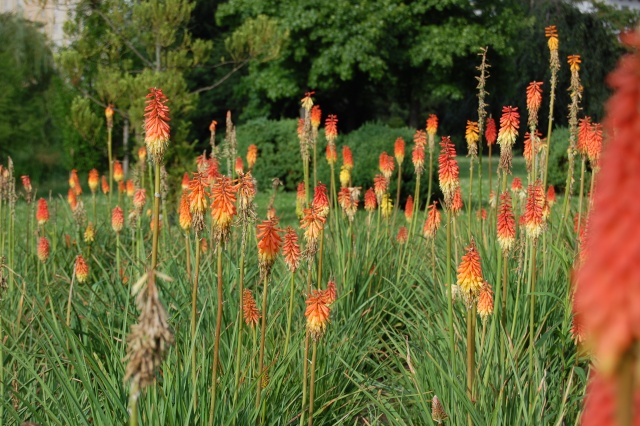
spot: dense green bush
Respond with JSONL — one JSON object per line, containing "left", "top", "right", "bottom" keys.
{"left": 546, "top": 126, "right": 570, "bottom": 191}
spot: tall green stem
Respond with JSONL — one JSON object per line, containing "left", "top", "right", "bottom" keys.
{"left": 468, "top": 159, "right": 474, "bottom": 239}
{"left": 446, "top": 209, "right": 455, "bottom": 393}
{"left": 308, "top": 341, "right": 318, "bottom": 426}
{"left": 284, "top": 271, "right": 297, "bottom": 355}
{"left": 300, "top": 267, "right": 312, "bottom": 426}
{"left": 209, "top": 244, "right": 224, "bottom": 426}
{"left": 233, "top": 225, "right": 248, "bottom": 412}
{"left": 576, "top": 158, "right": 586, "bottom": 237}
{"left": 129, "top": 383, "right": 139, "bottom": 426}
{"left": 393, "top": 165, "right": 402, "bottom": 225}
{"left": 466, "top": 307, "right": 476, "bottom": 426}
{"left": 256, "top": 274, "right": 269, "bottom": 409}
{"left": 191, "top": 235, "right": 201, "bottom": 390}
{"left": 527, "top": 240, "right": 538, "bottom": 410}
{"left": 151, "top": 163, "right": 160, "bottom": 271}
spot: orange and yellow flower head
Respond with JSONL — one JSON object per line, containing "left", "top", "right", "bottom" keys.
{"left": 105, "top": 104, "right": 114, "bottom": 128}
{"left": 545, "top": 25, "right": 558, "bottom": 51}
{"left": 325, "top": 115, "right": 338, "bottom": 144}
{"left": 577, "top": 117, "right": 593, "bottom": 157}
{"left": 88, "top": 169, "right": 99, "bottom": 194}
{"left": 485, "top": 116, "right": 497, "bottom": 146}
{"left": 497, "top": 106, "right": 520, "bottom": 173}
{"left": 404, "top": 195, "right": 414, "bottom": 223}
{"left": 101, "top": 175, "right": 109, "bottom": 195}
{"left": 526, "top": 81, "right": 544, "bottom": 128}
{"left": 247, "top": 144, "right": 258, "bottom": 169}
{"left": 181, "top": 172, "right": 190, "bottom": 191}
{"left": 426, "top": 114, "right": 438, "bottom": 152}
{"left": 324, "top": 280, "right": 337, "bottom": 305}
{"left": 326, "top": 144, "right": 337, "bottom": 166}
{"left": 520, "top": 181, "right": 545, "bottom": 240}
{"left": 568, "top": 54, "right": 581, "bottom": 73}
{"left": 112, "top": 206, "right": 124, "bottom": 233}
{"left": 396, "top": 226, "right": 408, "bottom": 245}
{"left": 414, "top": 129, "right": 427, "bottom": 148}
{"left": 379, "top": 152, "right": 395, "bottom": 181}
{"left": 114, "top": 161, "right": 124, "bottom": 183}
{"left": 588, "top": 123, "right": 603, "bottom": 169}
{"left": 438, "top": 136, "right": 460, "bottom": 208}
{"left": 423, "top": 202, "right": 441, "bottom": 239}
{"left": 305, "top": 289, "right": 331, "bottom": 341}
{"left": 67, "top": 188, "right": 78, "bottom": 211}
{"left": 394, "top": 137, "right": 405, "bottom": 164}
{"left": 138, "top": 146, "right": 147, "bottom": 162}
{"left": 451, "top": 187, "right": 464, "bottom": 216}
{"left": 465, "top": 121, "right": 479, "bottom": 157}
{"left": 70, "top": 169, "right": 82, "bottom": 195}
{"left": 74, "top": 254, "right": 89, "bottom": 284}
{"left": 144, "top": 87, "right": 170, "bottom": 162}
{"left": 311, "top": 105, "right": 322, "bottom": 130}
{"left": 188, "top": 171, "right": 209, "bottom": 234}
{"left": 37, "top": 236, "right": 50, "bottom": 262}
{"left": 84, "top": 223, "right": 95, "bottom": 243}
{"left": 36, "top": 198, "right": 49, "bottom": 226}
{"left": 497, "top": 191, "right": 516, "bottom": 253}
{"left": 456, "top": 240, "right": 484, "bottom": 303}
{"left": 178, "top": 192, "right": 192, "bottom": 232}
{"left": 312, "top": 183, "right": 330, "bottom": 218}
{"left": 477, "top": 281, "right": 494, "bottom": 319}
{"left": 523, "top": 130, "right": 542, "bottom": 173}
{"left": 300, "top": 207, "right": 326, "bottom": 246}
{"left": 283, "top": 226, "right": 301, "bottom": 273}
{"left": 126, "top": 179, "right": 134, "bottom": 198}
{"left": 133, "top": 189, "right": 146, "bottom": 212}
{"left": 210, "top": 175, "right": 238, "bottom": 243}
{"left": 296, "top": 182, "right": 306, "bottom": 219}
{"left": 242, "top": 289, "right": 260, "bottom": 328}
{"left": 256, "top": 217, "right": 282, "bottom": 278}
{"left": 235, "top": 157, "right": 244, "bottom": 176}
{"left": 546, "top": 185, "right": 556, "bottom": 207}
{"left": 364, "top": 188, "right": 377, "bottom": 212}
{"left": 412, "top": 143, "right": 425, "bottom": 175}
{"left": 373, "top": 174, "right": 387, "bottom": 203}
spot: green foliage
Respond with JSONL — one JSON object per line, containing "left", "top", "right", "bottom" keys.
{"left": 547, "top": 127, "right": 570, "bottom": 191}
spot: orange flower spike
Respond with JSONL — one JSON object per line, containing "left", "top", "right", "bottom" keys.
{"left": 364, "top": 188, "right": 377, "bottom": 212}
{"left": 404, "top": 195, "right": 414, "bottom": 223}
{"left": 247, "top": 144, "right": 258, "bottom": 169}
{"left": 311, "top": 105, "right": 322, "bottom": 130}
{"left": 438, "top": 136, "right": 460, "bottom": 207}
{"left": 133, "top": 189, "right": 146, "bottom": 212}
{"left": 577, "top": 117, "right": 593, "bottom": 157}
{"left": 465, "top": 121, "right": 479, "bottom": 155}
{"left": 256, "top": 217, "right": 283, "bottom": 277}
{"left": 101, "top": 175, "right": 109, "bottom": 195}
{"left": 523, "top": 130, "right": 542, "bottom": 172}
{"left": 324, "top": 280, "right": 337, "bottom": 305}
{"left": 207, "top": 157, "right": 220, "bottom": 183}
{"left": 546, "top": 185, "right": 556, "bottom": 207}
{"left": 105, "top": 104, "right": 114, "bottom": 128}
{"left": 396, "top": 226, "right": 408, "bottom": 245}
{"left": 235, "top": 157, "right": 244, "bottom": 175}
{"left": 412, "top": 143, "right": 425, "bottom": 175}
{"left": 511, "top": 177, "right": 523, "bottom": 194}
{"left": 126, "top": 180, "right": 135, "bottom": 198}
{"left": 451, "top": 187, "right": 464, "bottom": 216}
{"left": 394, "top": 137, "right": 405, "bottom": 165}
{"left": 300, "top": 207, "right": 326, "bottom": 242}
{"left": 379, "top": 152, "right": 395, "bottom": 180}
{"left": 325, "top": 115, "right": 338, "bottom": 144}
{"left": 144, "top": 87, "right": 170, "bottom": 162}
{"left": 88, "top": 169, "right": 99, "bottom": 194}
{"left": 312, "top": 183, "right": 330, "bottom": 218}
{"left": 297, "top": 118, "right": 305, "bottom": 140}
{"left": 305, "top": 289, "right": 331, "bottom": 341}
{"left": 456, "top": 240, "right": 484, "bottom": 298}
{"left": 74, "top": 254, "right": 89, "bottom": 284}
{"left": 301, "top": 91, "right": 314, "bottom": 112}
{"left": 567, "top": 54, "right": 581, "bottom": 73}
{"left": 574, "top": 30, "right": 640, "bottom": 379}
{"left": 113, "top": 161, "right": 124, "bottom": 183}
{"left": 423, "top": 202, "right": 441, "bottom": 239}
{"left": 178, "top": 192, "right": 192, "bottom": 232}
{"left": 413, "top": 129, "right": 427, "bottom": 148}
{"left": 68, "top": 169, "right": 77, "bottom": 189}
{"left": 520, "top": 181, "right": 545, "bottom": 240}
{"left": 210, "top": 175, "right": 238, "bottom": 240}
{"left": 373, "top": 175, "right": 387, "bottom": 202}
{"left": 242, "top": 289, "right": 260, "bottom": 328}
{"left": 209, "top": 120, "right": 217, "bottom": 133}
{"left": 342, "top": 146, "right": 353, "bottom": 171}
{"left": 118, "top": 181, "right": 125, "bottom": 194}
{"left": 497, "top": 191, "right": 516, "bottom": 253}
{"left": 485, "top": 117, "right": 497, "bottom": 146}
{"left": 526, "top": 81, "right": 544, "bottom": 126}
{"left": 545, "top": 25, "right": 559, "bottom": 51}
{"left": 188, "top": 172, "right": 209, "bottom": 214}
{"left": 37, "top": 237, "right": 50, "bottom": 262}
{"left": 477, "top": 281, "right": 494, "bottom": 319}
{"left": 112, "top": 206, "right": 124, "bottom": 233}
{"left": 282, "top": 227, "right": 301, "bottom": 273}
{"left": 20, "top": 175, "right": 31, "bottom": 195}
{"left": 179, "top": 172, "right": 189, "bottom": 191}
{"left": 325, "top": 144, "right": 337, "bottom": 166}
{"left": 138, "top": 146, "right": 147, "bottom": 162}
{"left": 196, "top": 153, "right": 208, "bottom": 172}
{"left": 426, "top": 114, "right": 438, "bottom": 153}
{"left": 588, "top": 123, "right": 603, "bottom": 168}
{"left": 67, "top": 188, "right": 77, "bottom": 211}
{"left": 36, "top": 198, "right": 49, "bottom": 225}
{"left": 497, "top": 106, "right": 520, "bottom": 148}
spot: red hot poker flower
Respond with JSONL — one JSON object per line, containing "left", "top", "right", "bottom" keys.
{"left": 325, "top": 115, "right": 338, "bottom": 143}
{"left": 423, "top": 202, "right": 441, "bottom": 239}
{"left": 412, "top": 143, "right": 425, "bottom": 175}
{"left": 497, "top": 106, "right": 520, "bottom": 148}
{"left": 36, "top": 198, "right": 49, "bottom": 225}
{"left": 379, "top": 152, "right": 395, "bottom": 180}
{"left": 394, "top": 137, "right": 405, "bottom": 164}
{"left": 247, "top": 144, "right": 258, "bottom": 169}
{"left": 485, "top": 117, "right": 497, "bottom": 146}
{"left": 438, "top": 136, "right": 459, "bottom": 207}
{"left": 497, "top": 191, "right": 516, "bottom": 253}
{"left": 588, "top": 123, "right": 603, "bottom": 169}
{"left": 520, "top": 181, "right": 545, "bottom": 240}
{"left": 312, "top": 183, "right": 330, "bottom": 218}
{"left": 112, "top": 206, "right": 124, "bottom": 233}
{"left": 457, "top": 240, "right": 484, "bottom": 302}
{"left": 256, "top": 217, "right": 282, "bottom": 278}
{"left": 74, "top": 255, "right": 89, "bottom": 284}
{"left": 342, "top": 146, "right": 353, "bottom": 170}
{"left": 526, "top": 81, "right": 544, "bottom": 127}
{"left": 364, "top": 188, "right": 377, "bottom": 212}
{"left": 577, "top": 117, "right": 593, "bottom": 157}
{"left": 282, "top": 226, "right": 301, "bottom": 273}
{"left": 404, "top": 195, "right": 414, "bottom": 223}
{"left": 414, "top": 129, "right": 427, "bottom": 148}
{"left": 210, "top": 175, "right": 238, "bottom": 242}
{"left": 305, "top": 289, "right": 331, "bottom": 341}
{"left": 88, "top": 169, "right": 99, "bottom": 194}
{"left": 144, "top": 87, "right": 170, "bottom": 161}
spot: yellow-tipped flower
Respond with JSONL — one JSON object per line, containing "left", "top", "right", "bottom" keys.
{"left": 114, "top": 161, "right": 124, "bottom": 183}
{"left": 36, "top": 198, "right": 49, "bottom": 225}
{"left": 188, "top": 171, "right": 209, "bottom": 234}
{"left": 394, "top": 137, "right": 405, "bottom": 164}
{"left": 210, "top": 175, "right": 238, "bottom": 243}
{"left": 144, "top": 87, "right": 171, "bottom": 162}
{"left": 101, "top": 175, "right": 109, "bottom": 195}
{"left": 247, "top": 144, "right": 258, "bottom": 169}
{"left": 178, "top": 192, "right": 192, "bottom": 232}
{"left": 84, "top": 223, "right": 95, "bottom": 243}
{"left": 423, "top": 202, "right": 441, "bottom": 239}
{"left": 456, "top": 240, "right": 484, "bottom": 302}
{"left": 282, "top": 226, "right": 301, "bottom": 273}
{"left": 37, "top": 236, "right": 50, "bottom": 262}
{"left": 339, "top": 166, "right": 350, "bottom": 188}
{"left": 300, "top": 207, "right": 326, "bottom": 243}
{"left": 477, "top": 281, "right": 494, "bottom": 319}
{"left": 242, "top": 289, "right": 260, "bottom": 328}
{"left": 112, "top": 206, "right": 124, "bottom": 233}
{"left": 567, "top": 54, "right": 581, "bottom": 73}
{"left": 438, "top": 136, "right": 460, "bottom": 208}
{"left": 138, "top": 146, "right": 147, "bottom": 162}
{"left": 105, "top": 104, "right": 114, "bottom": 128}
{"left": 88, "top": 169, "right": 99, "bottom": 194}
{"left": 74, "top": 254, "right": 89, "bottom": 284}
{"left": 381, "top": 193, "right": 393, "bottom": 219}
{"left": 545, "top": 25, "right": 558, "bottom": 51}
{"left": 465, "top": 120, "right": 479, "bottom": 157}
{"left": 305, "top": 289, "right": 330, "bottom": 341}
